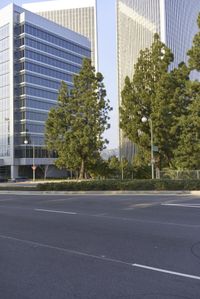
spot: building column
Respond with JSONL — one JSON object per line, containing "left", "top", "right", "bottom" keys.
{"left": 11, "top": 165, "right": 18, "bottom": 180}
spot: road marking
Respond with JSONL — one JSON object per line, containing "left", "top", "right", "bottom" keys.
{"left": 0, "top": 205, "right": 198, "bottom": 229}
{"left": 33, "top": 209, "right": 200, "bottom": 228}
{"left": 162, "top": 203, "right": 200, "bottom": 209}
{"left": 133, "top": 263, "right": 200, "bottom": 281}
{"left": 124, "top": 203, "right": 156, "bottom": 210}
{"left": 0, "top": 233, "right": 131, "bottom": 266}
{"left": 35, "top": 209, "right": 77, "bottom": 215}
{"left": 0, "top": 233, "right": 200, "bottom": 281}
{"left": 85, "top": 213, "right": 200, "bottom": 228}
{"left": 0, "top": 198, "right": 15, "bottom": 202}
{"left": 39, "top": 197, "right": 75, "bottom": 203}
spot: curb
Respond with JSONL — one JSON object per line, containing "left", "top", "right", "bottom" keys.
{"left": 0, "top": 190, "right": 200, "bottom": 196}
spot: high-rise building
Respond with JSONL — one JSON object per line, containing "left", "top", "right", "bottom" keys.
{"left": 117, "top": 0, "right": 200, "bottom": 161}
{"left": 23, "top": 0, "right": 98, "bottom": 70}
{"left": 0, "top": 3, "right": 91, "bottom": 179}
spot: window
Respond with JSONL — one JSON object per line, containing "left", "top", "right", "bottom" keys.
{"left": 25, "top": 62, "right": 73, "bottom": 83}
{"left": 25, "top": 38, "right": 86, "bottom": 64}
{"left": 25, "top": 23, "right": 91, "bottom": 57}
{"left": 26, "top": 49, "right": 81, "bottom": 73}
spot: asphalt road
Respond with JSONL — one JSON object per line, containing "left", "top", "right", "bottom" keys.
{"left": 0, "top": 193, "right": 200, "bottom": 299}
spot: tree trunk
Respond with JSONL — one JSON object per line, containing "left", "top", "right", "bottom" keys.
{"left": 44, "top": 165, "right": 49, "bottom": 180}
{"left": 79, "top": 159, "right": 85, "bottom": 179}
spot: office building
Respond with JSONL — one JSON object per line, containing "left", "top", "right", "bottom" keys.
{"left": 0, "top": 3, "right": 91, "bottom": 179}
{"left": 23, "top": 0, "right": 98, "bottom": 70}
{"left": 117, "top": 0, "right": 200, "bottom": 161}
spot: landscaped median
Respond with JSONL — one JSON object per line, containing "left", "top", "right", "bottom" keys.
{"left": 36, "top": 179, "right": 200, "bottom": 191}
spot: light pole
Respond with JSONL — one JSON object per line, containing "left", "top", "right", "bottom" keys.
{"left": 121, "top": 156, "right": 124, "bottom": 180}
{"left": 142, "top": 116, "right": 155, "bottom": 179}
{"left": 24, "top": 139, "right": 36, "bottom": 181}
{"left": 5, "top": 118, "right": 10, "bottom": 156}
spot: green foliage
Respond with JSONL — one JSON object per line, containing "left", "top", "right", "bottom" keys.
{"left": 107, "top": 156, "right": 121, "bottom": 178}
{"left": 188, "top": 13, "right": 200, "bottom": 70}
{"left": 173, "top": 82, "right": 200, "bottom": 169}
{"left": 132, "top": 151, "right": 151, "bottom": 179}
{"left": 45, "top": 58, "right": 112, "bottom": 179}
{"left": 175, "top": 13, "right": 200, "bottom": 169}
{"left": 106, "top": 156, "right": 135, "bottom": 179}
{"left": 37, "top": 179, "right": 200, "bottom": 191}
{"left": 152, "top": 62, "right": 190, "bottom": 167}
{"left": 120, "top": 34, "right": 174, "bottom": 163}
{"left": 120, "top": 30, "right": 200, "bottom": 170}
{"left": 88, "top": 157, "right": 109, "bottom": 179}
{"left": 106, "top": 155, "right": 151, "bottom": 179}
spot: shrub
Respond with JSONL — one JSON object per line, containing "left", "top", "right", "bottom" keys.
{"left": 37, "top": 179, "right": 200, "bottom": 191}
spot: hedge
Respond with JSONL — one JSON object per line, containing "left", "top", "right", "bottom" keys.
{"left": 0, "top": 186, "right": 36, "bottom": 191}
{"left": 37, "top": 179, "right": 200, "bottom": 191}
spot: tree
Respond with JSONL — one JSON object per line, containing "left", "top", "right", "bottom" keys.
{"left": 45, "top": 58, "right": 112, "bottom": 179}
{"left": 152, "top": 62, "right": 190, "bottom": 167}
{"left": 107, "top": 155, "right": 137, "bottom": 179}
{"left": 187, "top": 13, "right": 200, "bottom": 71}
{"left": 88, "top": 157, "right": 109, "bottom": 179}
{"left": 132, "top": 151, "right": 151, "bottom": 179}
{"left": 120, "top": 14, "right": 200, "bottom": 172}
{"left": 108, "top": 156, "right": 121, "bottom": 178}
{"left": 120, "top": 34, "right": 174, "bottom": 167}
{"left": 173, "top": 81, "right": 200, "bottom": 169}
{"left": 174, "top": 12, "right": 200, "bottom": 169}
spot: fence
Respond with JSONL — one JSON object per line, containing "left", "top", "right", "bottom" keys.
{"left": 159, "top": 169, "right": 200, "bottom": 180}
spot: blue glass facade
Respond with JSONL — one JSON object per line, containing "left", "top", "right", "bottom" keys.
{"left": 0, "top": 24, "right": 10, "bottom": 157}
{"left": 117, "top": 0, "right": 200, "bottom": 161}
{"left": 0, "top": 3, "right": 91, "bottom": 179}
{"left": 25, "top": 24, "right": 90, "bottom": 57}
{"left": 14, "top": 18, "right": 91, "bottom": 159}
{"left": 164, "top": 0, "right": 200, "bottom": 75}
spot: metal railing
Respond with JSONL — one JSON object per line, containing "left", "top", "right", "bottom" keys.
{"left": 159, "top": 169, "right": 200, "bottom": 180}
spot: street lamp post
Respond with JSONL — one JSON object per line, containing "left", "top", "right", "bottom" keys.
{"left": 5, "top": 118, "right": 10, "bottom": 156}
{"left": 121, "top": 157, "right": 124, "bottom": 180}
{"left": 142, "top": 117, "right": 155, "bottom": 179}
{"left": 32, "top": 143, "right": 35, "bottom": 181}
{"left": 24, "top": 139, "right": 36, "bottom": 181}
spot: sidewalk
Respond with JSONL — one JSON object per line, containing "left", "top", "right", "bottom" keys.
{"left": 0, "top": 190, "right": 200, "bottom": 196}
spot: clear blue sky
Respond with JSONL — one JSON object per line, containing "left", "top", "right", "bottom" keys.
{"left": 0, "top": 0, "right": 118, "bottom": 149}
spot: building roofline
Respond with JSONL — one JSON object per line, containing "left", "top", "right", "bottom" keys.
{"left": 23, "top": 0, "right": 96, "bottom": 12}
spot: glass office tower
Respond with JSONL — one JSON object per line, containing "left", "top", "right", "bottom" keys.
{"left": 23, "top": 0, "right": 98, "bottom": 70}
{"left": 0, "top": 4, "right": 91, "bottom": 179}
{"left": 117, "top": 0, "right": 200, "bottom": 161}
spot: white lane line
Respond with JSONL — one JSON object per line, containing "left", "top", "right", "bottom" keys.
{"left": 1, "top": 205, "right": 199, "bottom": 228}
{"left": 35, "top": 209, "right": 77, "bottom": 215}
{"left": 0, "top": 234, "right": 131, "bottom": 266}
{"left": 0, "top": 233, "right": 200, "bottom": 281}
{"left": 0, "top": 199, "right": 14, "bottom": 202}
{"left": 162, "top": 203, "right": 200, "bottom": 209}
{"left": 35, "top": 209, "right": 199, "bottom": 228}
{"left": 133, "top": 263, "right": 200, "bottom": 281}
{"left": 39, "top": 197, "right": 76, "bottom": 203}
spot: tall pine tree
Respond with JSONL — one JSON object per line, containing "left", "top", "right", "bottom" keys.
{"left": 174, "top": 82, "right": 200, "bottom": 169}
{"left": 152, "top": 62, "right": 190, "bottom": 167}
{"left": 120, "top": 34, "right": 173, "bottom": 166}
{"left": 173, "top": 12, "right": 200, "bottom": 169}
{"left": 45, "top": 58, "right": 112, "bottom": 179}
{"left": 187, "top": 13, "right": 200, "bottom": 71}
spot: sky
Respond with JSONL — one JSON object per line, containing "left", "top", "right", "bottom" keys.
{"left": 0, "top": 0, "right": 119, "bottom": 149}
